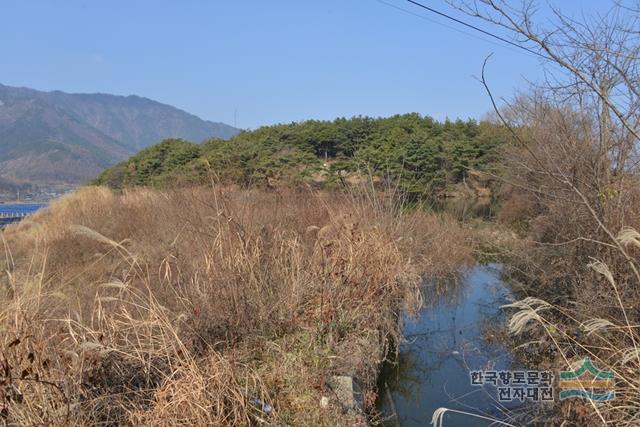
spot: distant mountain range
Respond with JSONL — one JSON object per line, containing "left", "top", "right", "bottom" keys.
{"left": 0, "top": 83, "right": 239, "bottom": 185}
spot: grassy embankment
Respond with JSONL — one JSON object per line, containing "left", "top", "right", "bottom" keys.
{"left": 0, "top": 185, "right": 471, "bottom": 425}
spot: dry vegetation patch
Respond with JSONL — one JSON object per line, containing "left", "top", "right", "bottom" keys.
{"left": 0, "top": 185, "right": 471, "bottom": 426}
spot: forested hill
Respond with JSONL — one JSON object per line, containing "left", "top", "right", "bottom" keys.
{"left": 93, "top": 113, "right": 509, "bottom": 198}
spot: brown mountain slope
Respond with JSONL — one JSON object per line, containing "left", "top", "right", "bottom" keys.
{"left": 0, "top": 84, "right": 239, "bottom": 184}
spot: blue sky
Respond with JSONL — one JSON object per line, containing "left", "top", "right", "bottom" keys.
{"left": 1, "top": 0, "right": 607, "bottom": 129}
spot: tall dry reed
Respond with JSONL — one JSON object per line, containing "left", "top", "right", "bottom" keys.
{"left": 0, "top": 185, "right": 471, "bottom": 426}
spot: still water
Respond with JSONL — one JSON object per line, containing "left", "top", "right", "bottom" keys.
{"left": 0, "top": 203, "right": 46, "bottom": 227}
{"left": 378, "top": 264, "right": 521, "bottom": 426}
{"left": 0, "top": 203, "right": 46, "bottom": 215}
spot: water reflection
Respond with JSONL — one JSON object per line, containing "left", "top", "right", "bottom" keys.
{"left": 378, "top": 264, "right": 521, "bottom": 426}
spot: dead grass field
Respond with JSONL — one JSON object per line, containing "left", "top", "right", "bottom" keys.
{"left": 0, "top": 185, "right": 471, "bottom": 426}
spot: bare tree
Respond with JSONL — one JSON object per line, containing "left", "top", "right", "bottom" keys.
{"left": 446, "top": 1, "right": 640, "bottom": 425}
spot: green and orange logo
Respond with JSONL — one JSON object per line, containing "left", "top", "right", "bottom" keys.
{"left": 559, "top": 357, "right": 615, "bottom": 401}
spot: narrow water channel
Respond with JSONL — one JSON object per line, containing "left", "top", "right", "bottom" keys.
{"left": 378, "top": 263, "right": 521, "bottom": 426}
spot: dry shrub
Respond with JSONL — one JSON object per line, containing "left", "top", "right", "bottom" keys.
{"left": 504, "top": 258, "right": 640, "bottom": 426}
{"left": 0, "top": 185, "right": 471, "bottom": 425}
{"left": 0, "top": 325, "right": 79, "bottom": 425}
{"left": 128, "top": 353, "right": 266, "bottom": 426}
{"left": 496, "top": 102, "right": 640, "bottom": 424}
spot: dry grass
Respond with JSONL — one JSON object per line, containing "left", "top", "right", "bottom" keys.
{"left": 497, "top": 187, "right": 640, "bottom": 424}
{"left": 497, "top": 139, "right": 640, "bottom": 424}
{"left": 503, "top": 255, "right": 640, "bottom": 426}
{"left": 0, "top": 185, "right": 471, "bottom": 426}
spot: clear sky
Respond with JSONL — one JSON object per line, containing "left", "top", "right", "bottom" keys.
{"left": 1, "top": 0, "right": 608, "bottom": 129}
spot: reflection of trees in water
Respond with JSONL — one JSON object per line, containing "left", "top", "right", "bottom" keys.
{"left": 421, "top": 274, "right": 465, "bottom": 307}
{"left": 379, "top": 340, "right": 517, "bottom": 422}
{"left": 421, "top": 264, "right": 506, "bottom": 308}
{"left": 378, "top": 346, "right": 438, "bottom": 402}
{"left": 378, "top": 264, "right": 522, "bottom": 424}
{"left": 380, "top": 339, "right": 481, "bottom": 403}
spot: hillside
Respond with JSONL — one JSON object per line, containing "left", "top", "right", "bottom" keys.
{"left": 94, "top": 114, "right": 509, "bottom": 199}
{"left": 0, "top": 83, "right": 239, "bottom": 184}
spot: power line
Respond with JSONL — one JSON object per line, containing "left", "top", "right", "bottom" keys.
{"left": 403, "top": 0, "right": 547, "bottom": 59}
{"left": 374, "top": 0, "right": 535, "bottom": 58}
